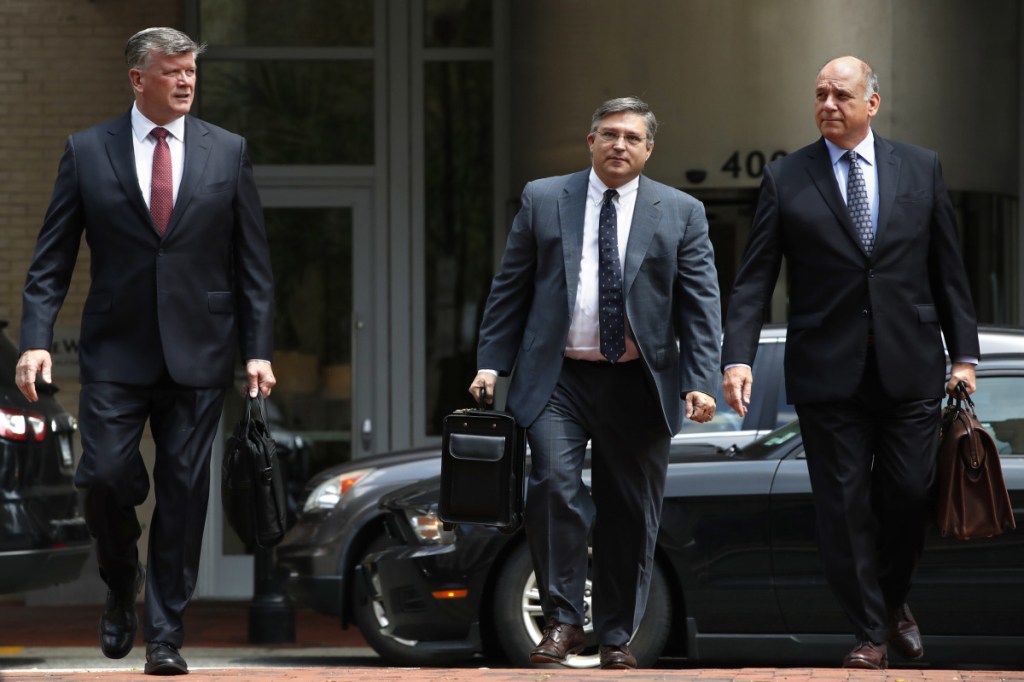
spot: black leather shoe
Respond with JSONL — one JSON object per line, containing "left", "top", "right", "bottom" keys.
{"left": 842, "top": 641, "right": 888, "bottom": 670}
{"left": 599, "top": 644, "right": 638, "bottom": 669}
{"left": 145, "top": 642, "right": 189, "bottom": 675}
{"left": 888, "top": 603, "right": 924, "bottom": 659}
{"left": 529, "top": 619, "right": 586, "bottom": 664}
{"left": 99, "top": 563, "right": 144, "bottom": 659}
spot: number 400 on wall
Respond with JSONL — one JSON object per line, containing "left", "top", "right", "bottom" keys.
{"left": 721, "top": 150, "right": 787, "bottom": 179}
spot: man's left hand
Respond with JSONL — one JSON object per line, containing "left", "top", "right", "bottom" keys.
{"left": 947, "top": 361, "right": 976, "bottom": 396}
{"left": 246, "top": 359, "right": 277, "bottom": 398}
{"left": 685, "top": 391, "right": 716, "bottom": 423}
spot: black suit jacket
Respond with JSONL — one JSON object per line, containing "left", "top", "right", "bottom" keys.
{"left": 722, "top": 135, "right": 978, "bottom": 404}
{"left": 19, "top": 112, "right": 274, "bottom": 387}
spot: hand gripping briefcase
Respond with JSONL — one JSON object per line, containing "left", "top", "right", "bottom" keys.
{"left": 439, "top": 391, "right": 526, "bottom": 532}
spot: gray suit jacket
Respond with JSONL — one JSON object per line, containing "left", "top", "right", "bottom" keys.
{"left": 477, "top": 169, "right": 722, "bottom": 433}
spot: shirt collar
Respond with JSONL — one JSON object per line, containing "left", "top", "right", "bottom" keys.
{"left": 825, "top": 128, "right": 876, "bottom": 168}
{"left": 588, "top": 169, "right": 640, "bottom": 204}
{"left": 131, "top": 103, "right": 186, "bottom": 143}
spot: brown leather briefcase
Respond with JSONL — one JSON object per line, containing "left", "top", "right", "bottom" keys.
{"left": 935, "top": 383, "right": 1016, "bottom": 540}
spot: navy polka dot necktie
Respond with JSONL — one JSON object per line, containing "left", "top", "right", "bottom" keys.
{"left": 598, "top": 189, "right": 626, "bottom": 363}
{"left": 845, "top": 150, "right": 874, "bottom": 254}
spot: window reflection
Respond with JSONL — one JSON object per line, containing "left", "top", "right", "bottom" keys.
{"left": 200, "top": 0, "right": 373, "bottom": 47}
{"left": 424, "top": 0, "right": 492, "bottom": 47}
{"left": 200, "top": 61, "right": 374, "bottom": 165}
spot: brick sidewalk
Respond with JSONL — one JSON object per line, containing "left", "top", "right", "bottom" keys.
{"left": 2, "top": 666, "right": 1023, "bottom": 682}
{"left": 0, "top": 601, "right": 364, "bottom": 649}
{"left": 2, "top": 602, "right": 1022, "bottom": 682}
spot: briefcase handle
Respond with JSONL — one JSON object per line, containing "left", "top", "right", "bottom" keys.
{"left": 947, "top": 381, "right": 975, "bottom": 410}
{"left": 477, "top": 387, "right": 490, "bottom": 411}
{"left": 241, "top": 391, "right": 272, "bottom": 430}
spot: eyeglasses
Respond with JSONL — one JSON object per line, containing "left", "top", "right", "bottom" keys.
{"left": 595, "top": 130, "right": 648, "bottom": 147}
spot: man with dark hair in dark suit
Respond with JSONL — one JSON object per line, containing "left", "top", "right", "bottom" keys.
{"left": 721, "top": 56, "right": 979, "bottom": 670}
{"left": 470, "top": 96, "right": 722, "bottom": 670}
{"left": 15, "top": 27, "right": 275, "bottom": 676}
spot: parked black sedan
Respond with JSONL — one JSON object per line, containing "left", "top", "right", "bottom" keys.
{"left": 277, "top": 326, "right": 1024, "bottom": 667}
{"left": 0, "top": 321, "right": 91, "bottom": 594}
{"left": 361, "top": 368, "right": 1024, "bottom": 668}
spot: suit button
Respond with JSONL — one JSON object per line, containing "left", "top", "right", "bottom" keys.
{"left": 861, "top": 309, "right": 870, "bottom": 318}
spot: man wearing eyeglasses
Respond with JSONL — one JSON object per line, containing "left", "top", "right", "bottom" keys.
{"left": 469, "top": 97, "right": 721, "bottom": 669}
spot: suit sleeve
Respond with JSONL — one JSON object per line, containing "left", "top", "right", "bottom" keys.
{"left": 675, "top": 198, "right": 722, "bottom": 397}
{"left": 231, "top": 138, "right": 275, "bottom": 362}
{"left": 19, "top": 136, "right": 86, "bottom": 352}
{"left": 926, "top": 153, "right": 980, "bottom": 360}
{"left": 721, "top": 167, "right": 784, "bottom": 367}
{"left": 476, "top": 184, "right": 538, "bottom": 375}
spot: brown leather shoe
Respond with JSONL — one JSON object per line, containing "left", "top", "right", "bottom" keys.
{"left": 530, "top": 619, "right": 586, "bottom": 664}
{"left": 599, "top": 644, "right": 637, "bottom": 670}
{"left": 888, "top": 603, "right": 924, "bottom": 659}
{"left": 842, "top": 641, "right": 888, "bottom": 670}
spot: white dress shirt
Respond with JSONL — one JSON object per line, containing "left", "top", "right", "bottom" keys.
{"left": 564, "top": 170, "right": 640, "bottom": 362}
{"left": 130, "top": 103, "right": 186, "bottom": 209}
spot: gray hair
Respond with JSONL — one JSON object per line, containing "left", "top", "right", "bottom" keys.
{"left": 590, "top": 97, "right": 658, "bottom": 145}
{"left": 125, "top": 27, "right": 206, "bottom": 70}
{"left": 863, "top": 66, "right": 879, "bottom": 100}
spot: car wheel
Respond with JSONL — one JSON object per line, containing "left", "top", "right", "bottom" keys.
{"left": 491, "top": 541, "right": 671, "bottom": 668}
{"left": 351, "top": 535, "right": 471, "bottom": 665}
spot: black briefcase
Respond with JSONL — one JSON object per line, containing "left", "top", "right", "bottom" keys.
{"left": 222, "top": 393, "right": 288, "bottom": 548}
{"left": 439, "top": 392, "right": 526, "bottom": 532}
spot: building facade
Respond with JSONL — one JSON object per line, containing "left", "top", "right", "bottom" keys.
{"left": 0, "top": 0, "right": 1020, "bottom": 600}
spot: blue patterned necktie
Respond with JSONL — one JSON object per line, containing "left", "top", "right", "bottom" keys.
{"left": 845, "top": 150, "right": 874, "bottom": 254}
{"left": 598, "top": 189, "right": 625, "bottom": 363}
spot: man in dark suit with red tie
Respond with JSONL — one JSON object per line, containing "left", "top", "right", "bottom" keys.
{"left": 721, "top": 56, "right": 979, "bottom": 670}
{"left": 15, "top": 27, "right": 275, "bottom": 676}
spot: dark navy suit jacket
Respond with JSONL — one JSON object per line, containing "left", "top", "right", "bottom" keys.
{"left": 722, "top": 135, "right": 979, "bottom": 403}
{"left": 20, "top": 112, "right": 274, "bottom": 387}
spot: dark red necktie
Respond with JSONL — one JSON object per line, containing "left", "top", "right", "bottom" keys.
{"left": 150, "top": 127, "right": 173, "bottom": 234}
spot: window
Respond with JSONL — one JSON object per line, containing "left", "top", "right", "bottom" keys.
{"left": 971, "top": 375, "right": 1024, "bottom": 454}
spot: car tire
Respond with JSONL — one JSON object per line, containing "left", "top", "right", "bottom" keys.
{"left": 351, "top": 534, "right": 472, "bottom": 666}
{"left": 491, "top": 541, "right": 671, "bottom": 668}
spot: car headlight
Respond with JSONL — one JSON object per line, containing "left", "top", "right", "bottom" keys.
{"left": 303, "top": 468, "right": 372, "bottom": 512}
{"left": 404, "top": 508, "right": 455, "bottom": 545}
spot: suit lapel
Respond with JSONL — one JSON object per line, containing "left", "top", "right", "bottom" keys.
{"left": 873, "top": 135, "right": 900, "bottom": 252}
{"left": 164, "top": 116, "right": 212, "bottom": 237}
{"left": 104, "top": 112, "right": 152, "bottom": 229}
{"left": 623, "top": 176, "right": 661, "bottom": 298}
{"left": 805, "top": 137, "right": 872, "bottom": 257}
{"left": 558, "top": 170, "right": 589, "bottom": 316}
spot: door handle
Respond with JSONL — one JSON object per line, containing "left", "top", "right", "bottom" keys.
{"left": 361, "top": 418, "right": 372, "bottom": 450}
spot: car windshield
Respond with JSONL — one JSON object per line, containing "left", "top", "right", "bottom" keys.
{"left": 737, "top": 420, "right": 802, "bottom": 460}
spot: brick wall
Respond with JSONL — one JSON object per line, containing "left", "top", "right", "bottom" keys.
{"left": 0, "top": 0, "right": 181, "bottom": 331}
